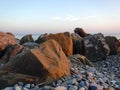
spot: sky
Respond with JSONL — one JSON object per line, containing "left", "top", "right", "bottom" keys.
{"left": 0, "top": 0, "right": 120, "bottom": 34}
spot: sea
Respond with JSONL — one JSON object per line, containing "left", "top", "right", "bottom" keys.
{"left": 15, "top": 33, "right": 120, "bottom": 40}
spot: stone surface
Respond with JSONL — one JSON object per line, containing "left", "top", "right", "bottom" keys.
{"left": 20, "top": 34, "right": 34, "bottom": 45}
{"left": 84, "top": 33, "right": 110, "bottom": 61}
{"left": 23, "top": 42, "right": 39, "bottom": 49}
{"left": 55, "top": 86, "right": 67, "bottom": 90}
{"left": 36, "top": 32, "right": 73, "bottom": 56}
{"left": 2, "top": 39, "right": 71, "bottom": 80}
{"left": 68, "top": 54, "right": 94, "bottom": 67}
{"left": 105, "top": 36, "right": 119, "bottom": 55}
{"left": 4, "top": 87, "right": 14, "bottom": 90}
{"left": 115, "top": 41, "right": 120, "bottom": 53}
{"left": 0, "top": 71, "right": 40, "bottom": 89}
{"left": 74, "top": 28, "right": 88, "bottom": 37}
{"left": 71, "top": 33, "right": 85, "bottom": 55}
{"left": 0, "top": 32, "right": 16, "bottom": 51}
{"left": 0, "top": 44, "right": 27, "bottom": 63}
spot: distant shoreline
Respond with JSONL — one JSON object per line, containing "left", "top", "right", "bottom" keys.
{"left": 15, "top": 33, "right": 120, "bottom": 40}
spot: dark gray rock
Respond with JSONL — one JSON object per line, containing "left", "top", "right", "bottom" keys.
{"left": 20, "top": 34, "right": 34, "bottom": 45}
{"left": 84, "top": 33, "right": 110, "bottom": 61}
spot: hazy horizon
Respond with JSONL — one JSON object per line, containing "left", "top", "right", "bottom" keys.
{"left": 0, "top": 0, "right": 120, "bottom": 34}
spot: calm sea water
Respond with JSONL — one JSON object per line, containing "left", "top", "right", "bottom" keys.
{"left": 15, "top": 33, "right": 120, "bottom": 40}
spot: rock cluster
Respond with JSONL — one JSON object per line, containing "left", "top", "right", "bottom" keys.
{"left": 35, "top": 32, "right": 73, "bottom": 56}
{"left": 0, "top": 28, "right": 120, "bottom": 90}
{"left": 2, "top": 62, "right": 116, "bottom": 90}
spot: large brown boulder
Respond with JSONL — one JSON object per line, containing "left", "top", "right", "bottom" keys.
{"left": 36, "top": 32, "right": 73, "bottom": 56}
{"left": 20, "top": 34, "right": 34, "bottom": 44}
{"left": 74, "top": 28, "right": 88, "bottom": 37}
{"left": 0, "top": 32, "right": 16, "bottom": 51}
{"left": 84, "top": 33, "right": 110, "bottom": 61}
{"left": 2, "top": 39, "right": 71, "bottom": 80}
{"left": 71, "top": 33, "right": 85, "bottom": 55}
{"left": 105, "top": 36, "right": 119, "bottom": 55}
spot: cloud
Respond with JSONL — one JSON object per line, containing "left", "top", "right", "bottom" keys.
{"left": 65, "top": 15, "right": 79, "bottom": 21}
{"left": 53, "top": 16, "right": 62, "bottom": 20}
{"left": 52, "top": 15, "right": 79, "bottom": 21}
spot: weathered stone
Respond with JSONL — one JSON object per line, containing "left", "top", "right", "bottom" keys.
{"left": 35, "top": 32, "right": 73, "bottom": 56}
{"left": 74, "top": 28, "right": 88, "bottom": 37}
{"left": 2, "top": 40, "right": 71, "bottom": 80}
{"left": 4, "top": 87, "right": 14, "bottom": 90}
{"left": 43, "top": 86, "right": 54, "bottom": 90}
{"left": 55, "top": 86, "right": 67, "bottom": 90}
{"left": 105, "top": 36, "right": 119, "bottom": 55}
{"left": 68, "top": 54, "right": 94, "bottom": 67}
{"left": 71, "top": 33, "right": 85, "bottom": 55}
{"left": 20, "top": 34, "right": 34, "bottom": 45}
{"left": 107, "top": 87, "right": 114, "bottom": 90}
{"left": 24, "top": 84, "right": 31, "bottom": 89}
{"left": 35, "top": 33, "right": 47, "bottom": 43}
{"left": 0, "top": 32, "right": 16, "bottom": 51}
{"left": 0, "top": 44, "right": 27, "bottom": 63}
{"left": 115, "top": 41, "right": 120, "bottom": 53}
{"left": 14, "top": 84, "right": 22, "bottom": 90}
{"left": 23, "top": 42, "right": 39, "bottom": 49}
{"left": 0, "top": 71, "right": 40, "bottom": 89}
{"left": 84, "top": 33, "right": 110, "bottom": 61}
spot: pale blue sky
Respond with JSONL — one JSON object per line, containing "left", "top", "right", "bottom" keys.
{"left": 0, "top": 0, "right": 120, "bottom": 34}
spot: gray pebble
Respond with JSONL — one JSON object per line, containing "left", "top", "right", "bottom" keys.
{"left": 4, "top": 87, "right": 14, "bottom": 90}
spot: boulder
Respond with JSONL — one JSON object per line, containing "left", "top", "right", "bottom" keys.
{"left": 68, "top": 54, "right": 94, "bottom": 67}
{"left": 20, "top": 34, "right": 34, "bottom": 44}
{"left": 0, "top": 71, "right": 40, "bottom": 89}
{"left": 115, "top": 41, "right": 120, "bottom": 53}
{"left": 2, "top": 39, "right": 71, "bottom": 80}
{"left": 84, "top": 33, "right": 110, "bottom": 61}
{"left": 0, "top": 44, "right": 27, "bottom": 63}
{"left": 74, "top": 28, "right": 88, "bottom": 37}
{"left": 0, "top": 32, "right": 16, "bottom": 52}
{"left": 35, "top": 33, "right": 47, "bottom": 43}
{"left": 23, "top": 42, "right": 39, "bottom": 49}
{"left": 72, "top": 33, "right": 85, "bottom": 55}
{"left": 105, "top": 36, "right": 119, "bottom": 55}
{"left": 36, "top": 32, "right": 73, "bottom": 56}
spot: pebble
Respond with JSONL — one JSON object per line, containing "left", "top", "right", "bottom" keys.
{"left": 18, "top": 82, "right": 24, "bottom": 86}
{"left": 24, "top": 84, "right": 31, "bottom": 89}
{"left": 55, "top": 86, "right": 67, "bottom": 90}
{"left": 14, "top": 84, "right": 22, "bottom": 90}
{"left": 4, "top": 87, "right": 14, "bottom": 90}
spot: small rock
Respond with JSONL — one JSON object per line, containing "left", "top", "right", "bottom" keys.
{"left": 15, "top": 84, "right": 22, "bottom": 90}
{"left": 56, "top": 80, "right": 62, "bottom": 86}
{"left": 43, "top": 86, "right": 54, "bottom": 90}
{"left": 4, "top": 87, "right": 14, "bottom": 90}
{"left": 23, "top": 87, "right": 29, "bottom": 90}
{"left": 79, "top": 87, "right": 85, "bottom": 90}
{"left": 79, "top": 81, "right": 86, "bottom": 87}
{"left": 24, "top": 84, "right": 31, "bottom": 89}
{"left": 55, "top": 86, "right": 67, "bottom": 90}
{"left": 68, "top": 85, "right": 77, "bottom": 90}
{"left": 34, "top": 86, "right": 40, "bottom": 90}
{"left": 18, "top": 82, "right": 24, "bottom": 86}
{"left": 107, "top": 87, "right": 114, "bottom": 90}
{"left": 75, "top": 74, "right": 82, "bottom": 81}
{"left": 31, "top": 84, "right": 35, "bottom": 88}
